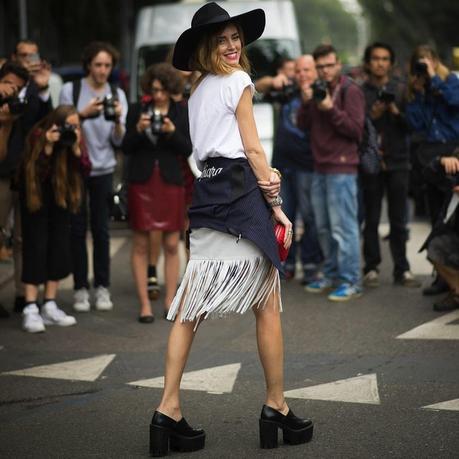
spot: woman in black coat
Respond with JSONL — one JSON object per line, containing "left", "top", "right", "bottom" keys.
{"left": 122, "top": 63, "right": 192, "bottom": 322}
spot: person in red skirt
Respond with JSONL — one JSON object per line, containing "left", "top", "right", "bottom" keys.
{"left": 122, "top": 63, "right": 192, "bottom": 322}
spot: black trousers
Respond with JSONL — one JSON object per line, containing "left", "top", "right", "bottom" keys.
{"left": 70, "top": 173, "right": 113, "bottom": 290}
{"left": 361, "top": 169, "right": 410, "bottom": 279}
{"left": 20, "top": 184, "right": 71, "bottom": 285}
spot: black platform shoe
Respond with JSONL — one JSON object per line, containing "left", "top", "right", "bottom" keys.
{"left": 150, "top": 411, "right": 205, "bottom": 457}
{"left": 259, "top": 404, "right": 313, "bottom": 449}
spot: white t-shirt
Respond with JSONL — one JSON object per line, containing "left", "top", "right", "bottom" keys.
{"left": 188, "top": 70, "right": 254, "bottom": 170}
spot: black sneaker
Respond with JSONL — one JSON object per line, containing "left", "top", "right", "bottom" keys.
{"left": 423, "top": 277, "right": 449, "bottom": 296}
{"left": 148, "top": 277, "right": 161, "bottom": 300}
{"left": 433, "top": 293, "right": 459, "bottom": 312}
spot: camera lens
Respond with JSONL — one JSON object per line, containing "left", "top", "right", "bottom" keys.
{"left": 103, "top": 94, "right": 117, "bottom": 121}
{"left": 151, "top": 110, "right": 164, "bottom": 135}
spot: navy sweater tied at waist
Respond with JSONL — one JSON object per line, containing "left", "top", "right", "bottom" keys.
{"left": 189, "top": 157, "right": 282, "bottom": 273}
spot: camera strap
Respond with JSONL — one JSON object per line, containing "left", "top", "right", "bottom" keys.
{"left": 71, "top": 80, "right": 118, "bottom": 107}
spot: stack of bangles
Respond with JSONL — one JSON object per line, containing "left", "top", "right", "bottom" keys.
{"left": 268, "top": 167, "right": 282, "bottom": 208}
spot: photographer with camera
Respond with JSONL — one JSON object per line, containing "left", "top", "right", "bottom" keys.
{"left": 298, "top": 44, "right": 365, "bottom": 301}
{"left": 17, "top": 105, "right": 87, "bottom": 332}
{"left": 59, "top": 41, "right": 128, "bottom": 313}
{"left": 267, "top": 55, "right": 323, "bottom": 282}
{"left": 360, "top": 42, "right": 420, "bottom": 288}
{"left": 122, "top": 63, "right": 191, "bottom": 323}
{"left": 406, "top": 44, "right": 459, "bottom": 298}
{"left": 255, "top": 57, "right": 296, "bottom": 102}
{"left": 0, "top": 61, "right": 29, "bottom": 318}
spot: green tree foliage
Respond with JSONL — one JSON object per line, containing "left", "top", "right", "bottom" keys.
{"left": 358, "top": 0, "right": 459, "bottom": 62}
{"left": 292, "top": 0, "right": 359, "bottom": 61}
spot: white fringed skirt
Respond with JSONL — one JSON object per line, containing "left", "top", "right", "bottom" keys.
{"left": 167, "top": 228, "right": 282, "bottom": 325}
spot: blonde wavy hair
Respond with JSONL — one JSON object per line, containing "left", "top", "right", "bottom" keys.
{"left": 190, "top": 22, "right": 251, "bottom": 76}
{"left": 407, "top": 45, "right": 450, "bottom": 101}
{"left": 23, "top": 105, "right": 82, "bottom": 213}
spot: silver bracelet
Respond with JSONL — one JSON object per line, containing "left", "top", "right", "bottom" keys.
{"left": 268, "top": 195, "right": 283, "bottom": 207}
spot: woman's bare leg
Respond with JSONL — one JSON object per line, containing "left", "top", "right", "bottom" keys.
{"left": 253, "top": 293, "right": 288, "bottom": 413}
{"left": 156, "top": 317, "right": 197, "bottom": 421}
{"left": 433, "top": 262, "right": 459, "bottom": 294}
{"left": 163, "top": 231, "right": 181, "bottom": 310}
{"left": 149, "top": 230, "right": 162, "bottom": 267}
{"left": 25, "top": 284, "right": 39, "bottom": 302}
{"left": 131, "top": 230, "right": 152, "bottom": 316}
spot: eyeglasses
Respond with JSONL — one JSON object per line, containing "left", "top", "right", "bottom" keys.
{"left": 316, "top": 62, "right": 337, "bottom": 71}
{"left": 151, "top": 87, "right": 165, "bottom": 94}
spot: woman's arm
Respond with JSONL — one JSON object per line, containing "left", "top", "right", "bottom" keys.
{"left": 236, "top": 86, "right": 292, "bottom": 246}
{"left": 236, "top": 87, "right": 279, "bottom": 196}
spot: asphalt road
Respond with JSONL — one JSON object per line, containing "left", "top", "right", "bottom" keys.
{"left": 0, "top": 228, "right": 458, "bottom": 458}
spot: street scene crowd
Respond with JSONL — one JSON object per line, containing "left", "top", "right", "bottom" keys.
{"left": 1, "top": 36, "right": 459, "bottom": 333}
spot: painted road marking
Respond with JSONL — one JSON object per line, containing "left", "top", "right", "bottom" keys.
{"left": 397, "top": 311, "right": 459, "bottom": 340}
{"left": 128, "top": 363, "right": 241, "bottom": 394}
{"left": 422, "top": 399, "right": 459, "bottom": 412}
{"left": 285, "top": 373, "right": 381, "bottom": 405}
{"left": 1, "top": 354, "right": 116, "bottom": 381}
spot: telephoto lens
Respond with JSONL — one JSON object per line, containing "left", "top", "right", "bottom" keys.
{"left": 103, "top": 94, "right": 118, "bottom": 121}
{"left": 151, "top": 109, "right": 164, "bottom": 135}
{"left": 377, "top": 88, "right": 396, "bottom": 104}
{"left": 311, "top": 79, "right": 328, "bottom": 102}
{"left": 57, "top": 123, "right": 77, "bottom": 148}
{"left": 413, "top": 61, "right": 428, "bottom": 77}
{"left": 4, "top": 96, "right": 28, "bottom": 115}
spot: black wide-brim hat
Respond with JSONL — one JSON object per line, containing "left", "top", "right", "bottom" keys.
{"left": 172, "top": 2, "right": 266, "bottom": 71}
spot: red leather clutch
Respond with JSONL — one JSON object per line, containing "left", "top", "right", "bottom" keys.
{"left": 274, "top": 223, "right": 289, "bottom": 262}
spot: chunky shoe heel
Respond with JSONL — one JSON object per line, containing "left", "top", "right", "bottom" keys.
{"left": 150, "top": 424, "right": 170, "bottom": 457}
{"left": 259, "top": 404, "right": 313, "bottom": 449}
{"left": 259, "top": 419, "right": 279, "bottom": 449}
{"left": 150, "top": 411, "right": 205, "bottom": 457}
{"left": 283, "top": 423, "right": 314, "bottom": 445}
{"left": 170, "top": 432, "right": 206, "bottom": 452}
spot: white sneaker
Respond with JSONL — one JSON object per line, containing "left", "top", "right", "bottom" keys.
{"left": 22, "top": 304, "right": 45, "bottom": 333}
{"left": 73, "top": 288, "right": 90, "bottom": 312}
{"left": 95, "top": 286, "right": 113, "bottom": 311}
{"left": 41, "top": 301, "right": 77, "bottom": 327}
{"left": 363, "top": 270, "right": 379, "bottom": 288}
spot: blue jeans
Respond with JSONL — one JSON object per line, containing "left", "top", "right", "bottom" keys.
{"left": 311, "top": 173, "right": 361, "bottom": 286}
{"left": 280, "top": 168, "right": 322, "bottom": 271}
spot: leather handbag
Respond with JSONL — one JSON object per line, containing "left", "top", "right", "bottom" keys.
{"left": 274, "top": 223, "right": 289, "bottom": 262}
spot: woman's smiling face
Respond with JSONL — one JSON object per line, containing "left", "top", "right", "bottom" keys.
{"left": 216, "top": 23, "right": 241, "bottom": 66}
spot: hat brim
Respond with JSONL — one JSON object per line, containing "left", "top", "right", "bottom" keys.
{"left": 172, "top": 9, "right": 266, "bottom": 71}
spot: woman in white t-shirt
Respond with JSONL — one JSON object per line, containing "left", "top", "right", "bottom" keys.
{"left": 148, "top": 3, "right": 314, "bottom": 456}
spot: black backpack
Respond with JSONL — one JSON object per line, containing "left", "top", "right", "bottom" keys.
{"left": 341, "top": 80, "right": 381, "bottom": 175}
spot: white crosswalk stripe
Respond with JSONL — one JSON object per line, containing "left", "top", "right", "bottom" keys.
{"left": 1, "top": 354, "right": 116, "bottom": 381}
{"left": 422, "top": 399, "right": 459, "bottom": 411}
{"left": 285, "top": 373, "right": 381, "bottom": 405}
{"left": 397, "top": 311, "right": 459, "bottom": 340}
{"left": 128, "top": 363, "right": 241, "bottom": 394}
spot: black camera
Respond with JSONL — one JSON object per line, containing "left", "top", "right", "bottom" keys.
{"left": 57, "top": 123, "right": 77, "bottom": 148}
{"left": 311, "top": 79, "right": 328, "bottom": 102}
{"left": 151, "top": 109, "right": 165, "bottom": 135}
{"left": 377, "top": 88, "right": 396, "bottom": 104}
{"left": 412, "top": 61, "right": 428, "bottom": 77}
{"left": 0, "top": 95, "right": 28, "bottom": 116}
{"left": 102, "top": 93, "right": 118, "bottom": 121}
{"left": 267, "top": 83, "right": 297, "bottom": 104}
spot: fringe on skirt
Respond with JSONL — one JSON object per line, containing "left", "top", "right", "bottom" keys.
{"left": 167, "top": 228, "right": 282, "bottom": 327}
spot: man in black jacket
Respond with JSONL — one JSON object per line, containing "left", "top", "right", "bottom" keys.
{"left": 0, "top": 61, "right": 29, "bottom": 318}
{"left": 360, "top": 42, "right": 420, "bottom": 288}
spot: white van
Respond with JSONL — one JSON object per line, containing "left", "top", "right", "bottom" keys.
{"left": 131, "top": 0, "right": 301, "bottom": 164}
